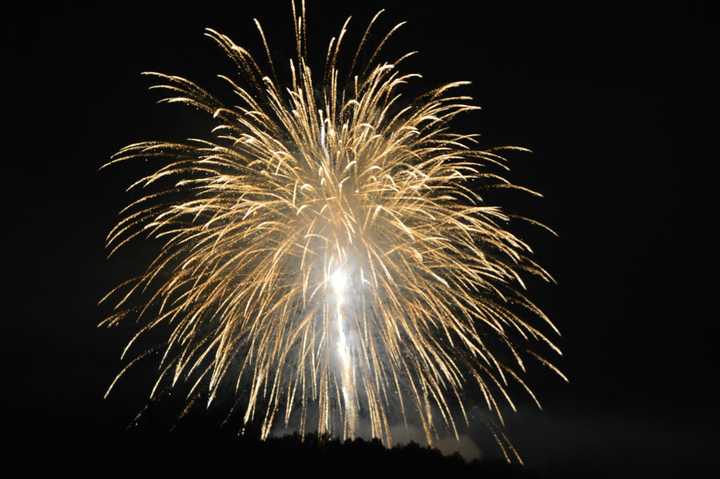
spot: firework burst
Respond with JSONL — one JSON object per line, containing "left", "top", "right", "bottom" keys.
{"left": 101, "top": 1, "right": 565, "bottom": 462}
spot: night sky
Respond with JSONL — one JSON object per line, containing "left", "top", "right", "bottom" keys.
{"left": 3, "top": 1, "right": 716, "bottom": 476}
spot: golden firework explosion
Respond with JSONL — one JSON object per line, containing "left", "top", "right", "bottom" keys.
{"left": 101, "top": 1, "right": 565, "bottom": 463}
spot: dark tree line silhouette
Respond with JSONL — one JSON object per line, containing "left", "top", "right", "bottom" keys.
{"left": 101, "top": 403, "right": 541, "bottom": 478}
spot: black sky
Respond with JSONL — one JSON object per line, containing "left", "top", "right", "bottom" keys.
{"left": 2, "top": 1, "right": 717, "bottom": 476}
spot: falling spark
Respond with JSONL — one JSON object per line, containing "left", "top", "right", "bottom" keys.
{"left": 100, "top": 1, "right": 564, "bottom": 462}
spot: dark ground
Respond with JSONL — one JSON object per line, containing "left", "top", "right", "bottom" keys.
{"left": 2, "top": 1, "right": 717, "bottom": 476}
